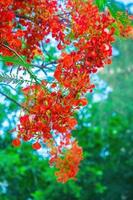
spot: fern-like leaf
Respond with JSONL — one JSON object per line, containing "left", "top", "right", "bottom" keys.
{"left": 0, "top": 72, "right": 31, "bottom": 85}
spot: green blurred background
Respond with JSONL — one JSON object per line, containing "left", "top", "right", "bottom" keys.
{"left": 0, "top": 36, "right": 133, "bottom": 200}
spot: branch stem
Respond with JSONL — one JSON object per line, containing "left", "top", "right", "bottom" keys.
{"left": 0, "top": 91, "right": 28, "bottom": 111}
{"left": 1, "top": 43, "right": 40, "bottom": 84}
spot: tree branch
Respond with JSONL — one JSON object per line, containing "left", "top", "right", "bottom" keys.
{"left": 32, "top": 61, "right": 57, "bottom": 70}
{"left": 0, "top": 43, "right": 41, "bottom": 84}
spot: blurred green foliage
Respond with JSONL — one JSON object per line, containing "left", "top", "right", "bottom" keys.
{"left": 0, "top": 36, "right": 133, "bottom": 200}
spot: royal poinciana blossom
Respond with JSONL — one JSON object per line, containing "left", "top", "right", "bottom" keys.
{"left": 0, "top": 0, "right": 132, "bottom": 183}
{"left": 0, "top": 0, "right": 66, "bottom": 60}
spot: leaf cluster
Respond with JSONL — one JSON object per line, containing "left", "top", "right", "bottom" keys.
{"left": 0, "top": 72, "right": 27, "bottom": 85}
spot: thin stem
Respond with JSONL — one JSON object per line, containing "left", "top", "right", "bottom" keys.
{"left": 32, "top": 61, "right": 57, "bottom": 72}
{"left": 40, "top": 41, "right": 52, "bottom": 59}
{"left": 0, "top": 83, "right": 17, "bottom": 92}
{"left": 0, "top": 91, "right": 28, "bottom": 111}
{"left": 15, "top": 13, "right": 33, "bottom": 21}
{"left": 33, "top": 64, "right": 55, "bottom": 71}
{"left": 1, "top": 43, "right": 25, "bottom": 63}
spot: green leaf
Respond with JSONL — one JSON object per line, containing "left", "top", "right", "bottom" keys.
{"left": 0, "top": 72, "right": 32, "bottom": 85}
{"left": 95, "top": 0, "right": 107, "bottom": 11}
{"left": 0, "top": 55, "right": 31, "bottom": 68}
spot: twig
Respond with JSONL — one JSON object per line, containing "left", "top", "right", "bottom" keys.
{"left": 40, "top": 41, "right": 52, "bottom": 59}
{"left": 0, "top": 83, "right": 17, "bottom": 92}
{"left": 32, "top": 63, "right": 55, "bottom": 71}
{"left": 15, "top": 13, "right": 33, "bottom": 21}
{"left": 1, "top": 43, "right": 40, "bottom": 84}
{"left": 0, "top": 91, "right": 28, "bottom": 111}
{"left": 1, "top": 43, "right": 25, "bottom": 63}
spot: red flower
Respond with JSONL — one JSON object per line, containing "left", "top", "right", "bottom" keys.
{"left": 12, "top": 138, "right": 21, "bottom": 147}
{"left": 32, "top": 142, "right": 41, "bottom": 150}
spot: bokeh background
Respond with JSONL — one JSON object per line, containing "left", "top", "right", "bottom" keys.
{"left": 0, "top": 1, "right": 133, "bottom": 200}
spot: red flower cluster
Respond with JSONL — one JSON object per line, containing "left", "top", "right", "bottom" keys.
{"left": 19, "top": 84, "right": 82, "bottom": 136}
{"left": 0, "top": 1, "right": 22, "bottom": 56}
{"left": 14, "top": 81, "right": 88, "bottom": 141}
{"left": 0, "top": 0, "right": 66, "bottom": 61}
{"left": 54, "top": 141, "right": 83, "bottom": 183}
{"left": 54, "top": 0, "right": 115, "bottom": 94}
{"left": 12, "top": 81, "right": 86, "bottom": 181}
{"left": 54, "top": 52, "right": 95, "bottom": 93}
